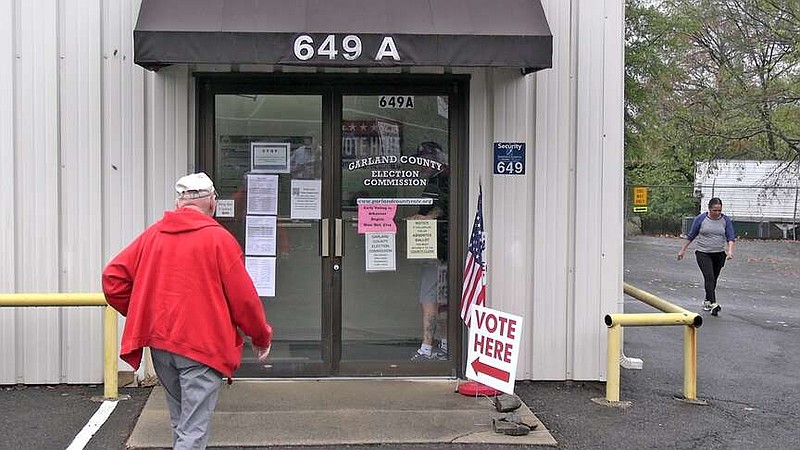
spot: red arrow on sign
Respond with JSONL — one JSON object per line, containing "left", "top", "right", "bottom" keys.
{"left": 471, "top": 357, "right": 510, "bottom": 382}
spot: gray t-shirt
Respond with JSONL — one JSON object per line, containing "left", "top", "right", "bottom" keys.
{"left": 694, "top": 216, "right": 727, "bottom": 253}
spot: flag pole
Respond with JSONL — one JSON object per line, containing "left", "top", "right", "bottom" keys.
{"left": 457, "top": 183, "right": 500, "bottom": 397}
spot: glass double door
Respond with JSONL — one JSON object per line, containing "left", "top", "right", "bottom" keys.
{"left": 200, "top": 76, "right": 465, "bottom": 377}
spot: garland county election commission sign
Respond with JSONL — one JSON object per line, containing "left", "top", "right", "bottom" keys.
{"left": 466, "top": 305, "right": 524, "bottom": 394}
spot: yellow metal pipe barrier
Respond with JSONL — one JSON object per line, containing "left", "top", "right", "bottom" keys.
{"left": 594, "top": 285, "right": 705, "bottom": 407}
{"left": 624, "top": 283, "right": 689, "bottom": 314}
{"left": 0, "top": 293, "right": 119, "bottom": 400}
{"left": 605, "top": 312, "right": 702, "bottom": 327}
{"left": 0, "top": 293, "right": 107, "bottom": 307}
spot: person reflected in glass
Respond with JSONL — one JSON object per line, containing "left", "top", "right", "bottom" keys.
{"left": 407, "top": 142, "right": 450, "bottom": 361}
{"left": 677, "top": 197, "right": 735, "bottom": 316}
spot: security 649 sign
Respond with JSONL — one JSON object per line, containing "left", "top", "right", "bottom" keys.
{"left": 493, "top": 142, "right": 526, "bottom": 175}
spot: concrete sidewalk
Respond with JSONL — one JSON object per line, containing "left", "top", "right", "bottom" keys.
{"left": 127, "top": 379, "right": 556, "bottom": 448}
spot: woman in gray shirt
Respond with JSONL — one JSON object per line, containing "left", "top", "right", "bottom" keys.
{"left": 677, "top": 198, "right": 736, "bottom": 316}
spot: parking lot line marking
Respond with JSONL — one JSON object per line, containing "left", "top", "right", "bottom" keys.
{"left": 65, "top": 400, "right": 118, "bottom": 450}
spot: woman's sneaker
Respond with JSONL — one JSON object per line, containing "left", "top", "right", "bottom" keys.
{"left": 702, "top": 300, "right": 712, "bottom": 311}
{"left": 410, "top": 348, "right": 447, "bottom": 362}
{"left": 710, "top": 302, "right": 721, "bottom": 316}
{"left": 410, "top": 350, "right": 433, "bottom": 362}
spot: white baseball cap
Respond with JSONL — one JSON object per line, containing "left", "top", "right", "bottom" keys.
{"left": 175, "top": 172, "right": 215, "bottom": 198}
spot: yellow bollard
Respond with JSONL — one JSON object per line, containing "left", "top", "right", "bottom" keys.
{"left": 683, "top": 325, "right": 701, "bottom": 402}
{"left": 103, "top": 305, "right": 119, "bottom": 400}
{"left": 606, "top": 324, "right": 621, "bottom": 402}
{"left": 591, "top": 323, "right": 632, "bottom": 407}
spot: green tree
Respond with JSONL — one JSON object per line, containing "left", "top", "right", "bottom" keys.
{"left": 625, "top": 0, "right": 699, "bottom": 223}
{"left": 668, "top": 0, "right": 800, "bottom": 161}
{"left": 624, "top": 0, "right": 800, "bottom": 226}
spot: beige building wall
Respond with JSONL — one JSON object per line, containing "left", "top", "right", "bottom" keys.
{"left": 0, "top": 0, "right": 623, "bottom": 383}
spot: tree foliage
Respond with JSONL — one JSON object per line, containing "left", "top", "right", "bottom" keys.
{"left": 625, "top": 0, "right": 800, "bottom": 189}
{"left": 625, "top": 0, "right": 799, "bottom": 227}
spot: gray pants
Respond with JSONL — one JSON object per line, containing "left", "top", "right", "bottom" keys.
{"left": 151, "top": 348, "right": 223, "bottom": 450}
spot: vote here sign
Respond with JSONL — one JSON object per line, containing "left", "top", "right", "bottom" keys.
{"left": 466, "top": 305, "right": 524, "bottom": 395}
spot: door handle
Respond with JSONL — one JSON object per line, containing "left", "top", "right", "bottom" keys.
{"left": 321, "top": 218, "right": 329, "bottom": 257}
{"left": 334, "top": 218, "right": 343, "bottom": 257}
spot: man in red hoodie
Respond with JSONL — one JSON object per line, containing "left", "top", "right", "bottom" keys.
{"left": 102, "top": 172, "right": 272, "bottom": 449}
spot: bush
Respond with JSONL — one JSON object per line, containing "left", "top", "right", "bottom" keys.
{"left": 640, "top": 215, "right": 682, "bottom": 235}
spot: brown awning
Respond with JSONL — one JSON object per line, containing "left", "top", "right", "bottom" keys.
{"left": 134, "top": 0, "right": 552, "bottom": 74}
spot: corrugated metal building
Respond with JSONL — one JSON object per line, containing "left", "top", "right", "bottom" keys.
{"left": 695, "top": 160, "right": 800, "bottom": 223}
{"left": 0, "top": 0, "right": 623, "bottom": 384}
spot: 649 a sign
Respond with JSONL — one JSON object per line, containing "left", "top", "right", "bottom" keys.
{"left": 493, "top": 142, "right": 526, "bottom": 175}
{"left": 466, "top": 305, "right": 524, "bottom": 395}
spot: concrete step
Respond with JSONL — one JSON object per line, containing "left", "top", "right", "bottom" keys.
{"left": 127, "top": 379, "right": 556, "bottom": 447}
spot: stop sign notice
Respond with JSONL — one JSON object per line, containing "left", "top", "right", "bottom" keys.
{"left": 466, "top": 305, "right": 524, "bottom": 395}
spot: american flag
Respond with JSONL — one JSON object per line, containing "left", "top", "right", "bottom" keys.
{"left": 460, "top": 186, "right": 486, "bottom": 326}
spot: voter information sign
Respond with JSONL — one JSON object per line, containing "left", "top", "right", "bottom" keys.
{"left": 466, "top": 305, "right": 524, "bottom": 394}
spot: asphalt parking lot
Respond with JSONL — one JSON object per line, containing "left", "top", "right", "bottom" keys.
{"left": 521, "top": 235, "right": 799, "bottom": 449}
{"left": 0, "top": 235, "right": 797, "bottom": 449}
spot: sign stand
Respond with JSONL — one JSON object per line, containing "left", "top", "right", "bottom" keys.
{"left": 456, "top": 379, "right": 501, "bottom": 397}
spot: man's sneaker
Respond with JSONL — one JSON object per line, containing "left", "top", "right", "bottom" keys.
{"left": 702, "top": 300, "right": 712, "bottom": 311}
{"left": 710, "top": 302, "right": 721, "bottom": 316}
{"left": 432, "top": 346, "right": 448, "bottom": 360}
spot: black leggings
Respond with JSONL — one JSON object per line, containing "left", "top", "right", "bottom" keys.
{"left": 695, "top": 251, "right": 727, "bottom": 302}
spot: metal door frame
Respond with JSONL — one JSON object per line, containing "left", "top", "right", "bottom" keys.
{"left": 196, "top": 73, "right": 469, "bottom": 377}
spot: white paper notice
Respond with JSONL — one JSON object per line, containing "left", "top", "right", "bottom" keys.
{"left": 290, "top": 179, "right": 322, "bottom": 220}
{"left": 245, "top": 215, "right": 277, "bottom": 256}
{"left": 251, "top": 142, "right": 290, "bottom": 173}
{"left": 247, "top": 174, "right": 279, "bottom": 215}
{"left": 245, "top": 256, "right": 276, "bottom": 297}
{"left": 406, "top": 220, "right": 437, "bottom": 259}
{"left": 214, "top": 199, "right": 235, "bottom": 218}
{"left": 365, "top": 233, "right": 396, "bottom": 272}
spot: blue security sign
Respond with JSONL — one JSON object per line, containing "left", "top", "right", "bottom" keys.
{"left": 493, "top": 142, "right": 526, "bottom": 175}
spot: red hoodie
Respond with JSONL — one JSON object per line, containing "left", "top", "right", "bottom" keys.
{"left": 102, "top": 208, "right": 272, "bottom": 377}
